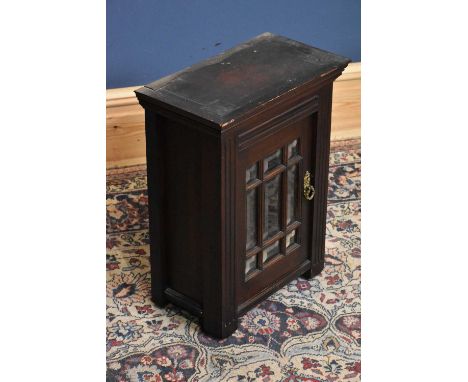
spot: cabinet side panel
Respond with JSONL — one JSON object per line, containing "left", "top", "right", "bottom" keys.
{"left": 163, "top": 120, "right": 220, "bottom": 304}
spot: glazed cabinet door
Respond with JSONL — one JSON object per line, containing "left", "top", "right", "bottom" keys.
{"left": 236, "top": 114, "right": 317, "bottom": 308}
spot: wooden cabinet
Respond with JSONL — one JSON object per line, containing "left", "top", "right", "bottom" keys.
{"left": 135, "top": 33, "right": 350, "bottom": 338}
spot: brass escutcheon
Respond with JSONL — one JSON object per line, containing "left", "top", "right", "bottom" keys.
{"left": 303, "top": 171, "right": 315, "bottom": 200}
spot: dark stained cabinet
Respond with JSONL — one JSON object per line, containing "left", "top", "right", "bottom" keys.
{"left": 135, "top": 33, "right": 350, "bottom": 338}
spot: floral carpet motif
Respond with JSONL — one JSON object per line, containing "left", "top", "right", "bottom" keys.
{"left": 106, "top": 138, "right": 361, "bottom": 382}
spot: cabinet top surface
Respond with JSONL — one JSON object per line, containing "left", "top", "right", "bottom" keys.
{"left": 136, "top": 33, "right": 350, "bottom": 127}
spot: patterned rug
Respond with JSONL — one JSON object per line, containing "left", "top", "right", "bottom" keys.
{"left": 106, "top": 138, "right": 361, "bottom": 382}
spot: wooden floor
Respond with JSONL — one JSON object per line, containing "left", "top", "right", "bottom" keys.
{"left": 106, "top": 62, "right": 360, "bottom": 168}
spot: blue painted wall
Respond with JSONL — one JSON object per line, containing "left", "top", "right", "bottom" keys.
{"left": 107, "top": 0, "right": 360, "bottom": 89}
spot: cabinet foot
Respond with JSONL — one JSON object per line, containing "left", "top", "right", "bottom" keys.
{"left": 201, "top": 316, "right": 238, "bottom": 339}
{"left": 151, "top": 293, "right": 168, "bottom": 308}
{"left": 303, "top": 261, "right": 325, "bottom": 280}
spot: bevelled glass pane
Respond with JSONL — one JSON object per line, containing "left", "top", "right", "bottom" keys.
{"left": 286, "top": 230, "right": 297, "bottom": 249}
{"left": 262, "top": 241, "right": 280, "bottom": 263}
{"left": 287, "top": 164, "right": 298, "bottom": 225}
{"left": 263, "top": 149, "right": 282, "bottom": 173}
{"left": 245, "top": 255, "right": 257, "bottom": 275}
{"left": 246, "top": 188, "right": 257, "bottom": 250}
{"left": 263, "top": 175, "right": 281, "bottom": 239}
{"left": 246, "top": 163, "right": 258, "bottom": 184}
{"left": 288, "top": 139, "right": 299, "bottom": 159}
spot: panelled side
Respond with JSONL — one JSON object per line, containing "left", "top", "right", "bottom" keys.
{"left": 159, "top": 117, "right": 222, "bottom": 311}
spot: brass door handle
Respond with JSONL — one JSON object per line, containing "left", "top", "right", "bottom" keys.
{"left": 303, "top": 171, "right": 315, "bottom": 201}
